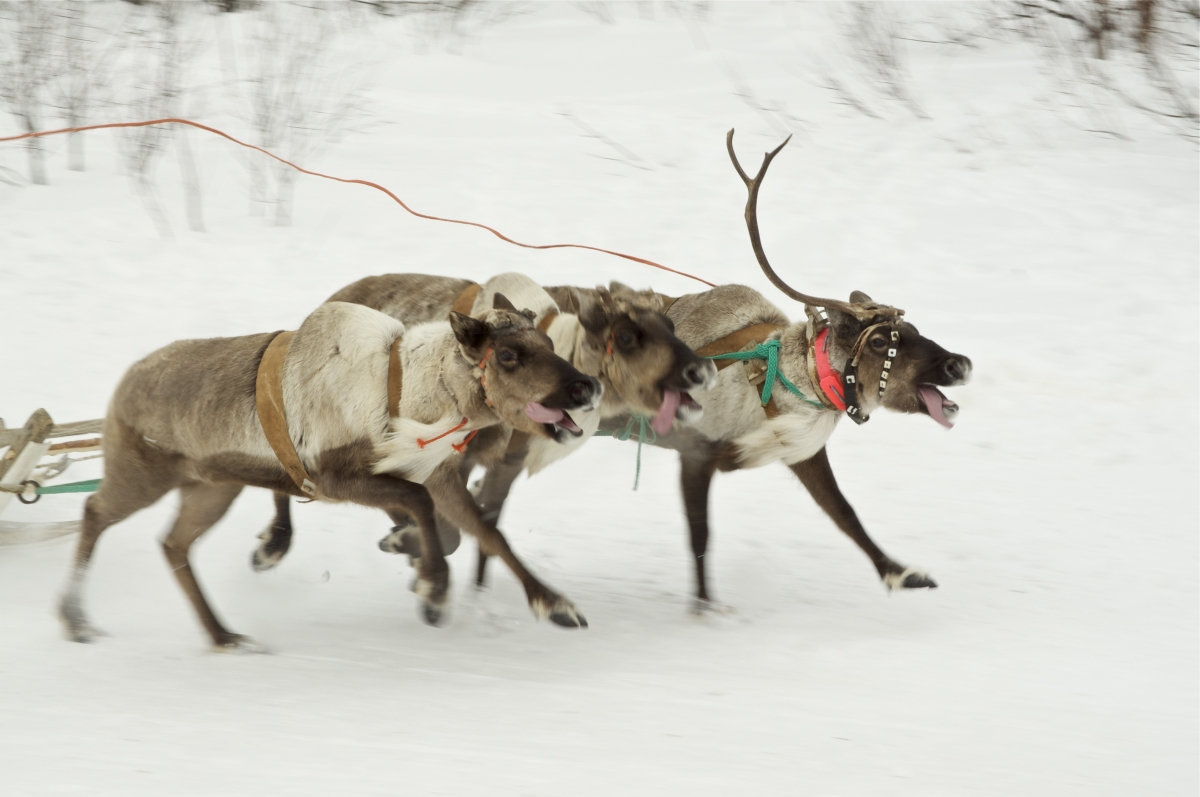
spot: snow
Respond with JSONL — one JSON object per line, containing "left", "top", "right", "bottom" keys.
{"left": 1, "top": 3, "right": 1196, "bottom": 795}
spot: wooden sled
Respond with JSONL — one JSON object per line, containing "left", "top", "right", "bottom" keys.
{"left": 0, "top": 409, "right": 102, "bottom": 545}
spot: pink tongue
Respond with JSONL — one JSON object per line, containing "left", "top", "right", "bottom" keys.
{"left": 525, "top": 401, "right": 565, "bottom": 424}
{"left": 651, "top": 389, "right": 682, "bottom": 436}
{"left": 918, "top": 385, "right": 955, "bottom": 429}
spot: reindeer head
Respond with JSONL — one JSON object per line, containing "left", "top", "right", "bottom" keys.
{"left": 449, "top": 294, "right": 602, "bottom": 443}
{"left": 570, "top": 283, "right": 716, "bottom": 435}
{"left": 826, "top": 291, "right": 972, "bottom": 427}
{"left": 728, "top": 128, "right": 972, "bottom": 428}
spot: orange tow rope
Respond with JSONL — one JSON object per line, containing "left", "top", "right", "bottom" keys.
{"left": 1, "top": 118, "right": 717, "bottom": 288}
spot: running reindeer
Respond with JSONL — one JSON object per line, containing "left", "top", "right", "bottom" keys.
{"left": 472, "top": 130, "right": 972, "bottom": 607}
{"left": 58, "top": 295, "right": 601, "bottom": 651}
{"left": 253, "top": 273, "right": 717, "bottom": 572}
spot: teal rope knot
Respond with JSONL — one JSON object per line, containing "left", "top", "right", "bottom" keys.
{"left": 707, "top": 339, "right": 824, "bottom": 408}
{"left": 594, "top": 414, "right": 655, "bottom": 490}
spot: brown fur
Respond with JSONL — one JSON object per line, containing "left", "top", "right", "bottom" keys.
{"left": 58, "top": 299, "right": 600, "bottom": 651}
{"left": 256, "top": 272, "right": 716, "bottom": 575}
{"left": 551, "top": 282, "right": 973, "bottom": 607}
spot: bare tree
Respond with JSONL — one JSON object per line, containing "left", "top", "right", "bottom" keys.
{"left": 112, "top": 0, "right": 206, "bottom": 234}
{"left": 820, "top": 2, "right": 928, "bottom": 121}
{"left": 233, "top": 1, "right": 374, "bottom": 226}
{"left": 1012, "top": 0, "right": 1198, "bottom": 138}
{"left": 49, "top": 0, "right": 123, "bottom": 172}
{"left": 0, "top": 1, "right": 59, "bottom": 185}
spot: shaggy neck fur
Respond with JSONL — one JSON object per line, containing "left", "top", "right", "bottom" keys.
{"left": 373, "top": 321, "right": 499, "bottom": 483}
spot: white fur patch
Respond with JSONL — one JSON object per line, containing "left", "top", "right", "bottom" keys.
{"left": 733, "top": 410, "right": 840, "bottom": 469}
{"left": 476, "top": 273, "right": 558, "bottom": 320}
{"left": 374, "top": 414, "right": 478, "bottom": 484}
{"left": 284, "top": 303, "right": 402, "bottom": 462}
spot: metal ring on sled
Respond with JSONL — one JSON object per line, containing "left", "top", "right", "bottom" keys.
{"left": 16, "top": 480, "right": 41, "bottom": 505}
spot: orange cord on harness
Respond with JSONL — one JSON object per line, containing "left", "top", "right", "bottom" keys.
{"left": 1, "top": 118, "right": 717, "bottom": 288}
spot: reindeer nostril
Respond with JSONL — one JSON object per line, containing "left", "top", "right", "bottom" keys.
{"left": 945, "top": 357, "right": 971, "bottom": 383}
{"left": 568, "top": 379, "right": 594, "bottom": 405}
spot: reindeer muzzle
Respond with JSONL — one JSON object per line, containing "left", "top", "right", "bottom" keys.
{"left": 527, "top": 376, "right": 603, "bottom": 442}
{"left": 653, "top": 360, "right": 716, "bottom": 435}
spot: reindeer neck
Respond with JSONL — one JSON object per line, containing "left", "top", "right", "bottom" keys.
{"left": 542, "top": 313, "right": 585, "bottom": 369}
{"left": 544, "top": 314, "right": 619, "bottom": 400}
{"left": 802, "top": 315, "right": 889, "bottom": 424}
{"left": 391, "top": 326, "right": 497, "bottom": 430}
{"left": 440, "top": 345, "right": 501, "bottom": 427}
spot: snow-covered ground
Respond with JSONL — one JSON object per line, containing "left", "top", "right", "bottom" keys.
{"left": 1, "top": 3, "right": 1196, "bottom": 795}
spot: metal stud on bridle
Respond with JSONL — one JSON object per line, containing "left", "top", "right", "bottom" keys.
{"left": 841, "top": 322, "right": 901, "bottom": 425}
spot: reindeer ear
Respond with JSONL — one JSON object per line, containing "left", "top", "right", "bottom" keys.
{"left": 449, "top": 311, "right": 490, "bottom": 351}
{"left": 576, "top": 288, "right": 610, "bottom": 335}
{"left": 849, "top": 290, "right": 873, "bottom": 304}
{"left": 610, "top": 280, "right": 666, "bottom": 312}
{"left": 825, "top": 304, "right": 862, "bottom": 342}
{"left": 607, "top": 280, "right": 634, "bottom": 298}
{"left": 492, "top": 292, "right": 517, "bottom": 312}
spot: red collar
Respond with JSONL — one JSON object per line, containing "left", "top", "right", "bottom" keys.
{"left": 813, "top": 327, "right": 847, "bottom": 411}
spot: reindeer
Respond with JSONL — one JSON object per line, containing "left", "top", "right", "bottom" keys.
{"left": 449, "top": 131, "right": 970, "bottom": 609}
{"left": 58, "top": 296, "right": 601, "bottom": 651}
{"left": 253, "top": 272, "right": 717, "bottom": 572}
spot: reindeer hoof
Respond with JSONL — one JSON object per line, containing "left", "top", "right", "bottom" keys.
{"left": 62, "top": 620, "right": 105, "bottom": 643}
{"left": 378, "top": 522, "right": 417, "bottom": 554}
{"left": 884, "top": 567, "right": 938, "bottom": 590}
{"left": 212, "top": 633, "right": 268, "bottom": 654}
{"left": 251, "top": 527, "right": 290, "bottom": 572}
{"left": 59, "top": 602, "right": 104, "bottom": 643}
{"left": 543, "top": 600, "right": 588, "bottom": 629}
{"left": 691, "top": 597, "right": 735, "bottom": 616}
{"left": 251, "top": 545, "right": 283, "bottom": 572}
{"left": 421, "top": 601, "right": 445, "bottom": 627}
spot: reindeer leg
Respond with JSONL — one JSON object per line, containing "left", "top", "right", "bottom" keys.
{"left": 252, "top": 491, "right": 294, "bottom": 572}
{"left": 469, "top": 453, "right": 525, "bottom": 589}
{"left": 378, "top": 456, "right": 471, "bottom": 559}
{"left": 161, "top": 482, "right": 260, "bottom": 651}
{"left": 318, "top": 469, "right": 449, "bottom": 626}
{"left": 680, "top": 452, "right": 721, "bottom": 613}
{"left": 59, "top": 424, "right": 179, "bottom": 643}
{"left": 425, "top": 462, "right": 585, "bottom": 628}
{"left": 378, "top": 509, "right": 461, "bottom": 560}
{"left": 788, "top": 447, "right": 936, "bottom": 590}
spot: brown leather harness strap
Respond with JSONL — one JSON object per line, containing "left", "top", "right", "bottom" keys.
{"left": 450, "top": 282, "right": 482, "bottom": 317}
{"left": 258, "top": 332, "right": 407, "bottom": 499}
{"left": 387, "top": 337, "right": 403, "bottom": 419}
{"left": 536, "top": 311, "right": 559, "bottom": 333}
{"left": 694, "top": 323, "right": 785, "bottom": 370}
{"left": 694, "top": 322, "right": 789, "bottom": 419}
{"left": 255, "top": 331, "right": 316, "bottom": 498}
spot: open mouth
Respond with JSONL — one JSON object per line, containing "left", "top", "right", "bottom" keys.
{"left": 650, "top": 388, "right": 702, "bottom": 435}
{"left": 917, "top": 384, "right": 959, "bottom": 429}
{"left": 525, "top": 401, "right": 583, "bottom": 441}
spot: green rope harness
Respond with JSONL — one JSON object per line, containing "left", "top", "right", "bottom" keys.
{"left": 35, "top": 478, "right": 102, "bottom": 495}
{"left": 598, "top": 340, "right": 826, "bottom": 491}
{"left": 594, "top": 414, "right": 655, "bottom": 490}
{"left": 2, "top": 478, "right": 102, "bottom": 504}
{"left": 706, "top": 339, "right": 825, "bottom": 409}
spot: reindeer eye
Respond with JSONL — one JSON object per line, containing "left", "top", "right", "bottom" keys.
{"left": 615, "top": 329, "right": 638, "bottom": 349}
{"left": 870, "top": 336, "right": 889, "bottom": 350}
{"left": 496, "top": 349, "right": 519, "bottom": 367}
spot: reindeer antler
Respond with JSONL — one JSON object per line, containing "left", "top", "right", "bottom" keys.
{"left": 726, "top": 129, "right": 903, "bottom": 323}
